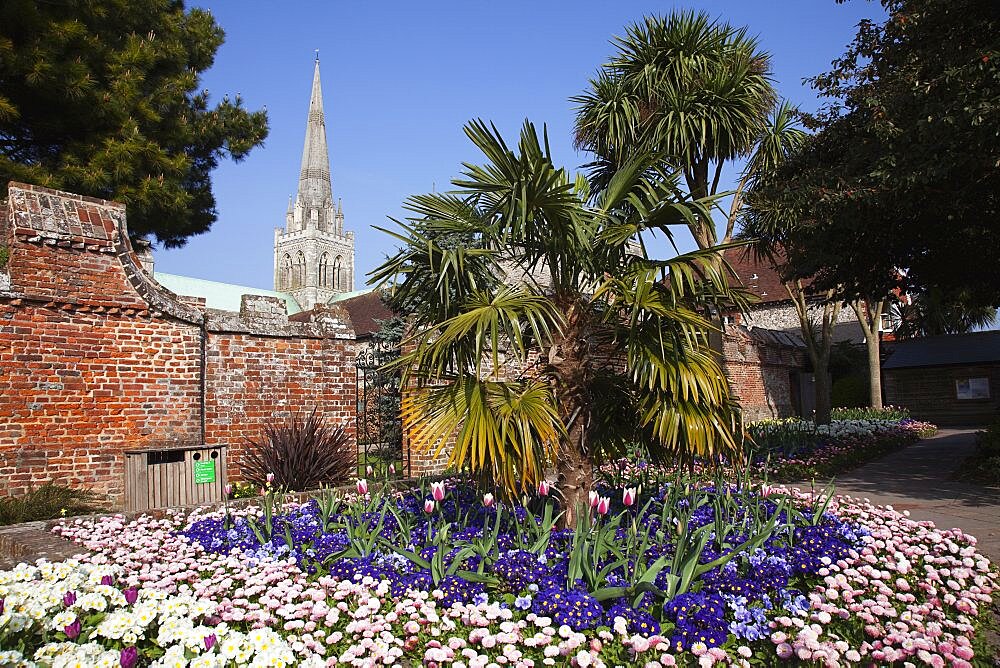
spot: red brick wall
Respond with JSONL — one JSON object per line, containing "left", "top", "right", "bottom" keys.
{"left": 722, "top": 327, "right": 806, "bottom": 422}
{"left": 205, "top": 332, "right": 357, "bottom": 480}
{"left": 0, "top": 182, "right": 358, "bottom": 506}
{"left": 0, "top": 304, "right": 202, "bottom": 500}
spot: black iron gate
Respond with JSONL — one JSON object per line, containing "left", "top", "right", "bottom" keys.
{"left": 355, "top": 340, "right": 407, "bottom": 477}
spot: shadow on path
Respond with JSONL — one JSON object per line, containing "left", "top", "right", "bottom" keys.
{"left": 798, "top": 429, "right": 1000, "bottom": 561}
{"left": 834, "top": 429, "right": 1000, "bottom": 506}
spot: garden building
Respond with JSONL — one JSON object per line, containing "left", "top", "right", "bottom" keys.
{"left": 883, "top": 330, "right": 1000, "bottom": 426}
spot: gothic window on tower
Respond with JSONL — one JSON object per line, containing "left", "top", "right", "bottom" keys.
{"left": 319, "top": 252, "right": 330, "bottom": 287}
{"left": 294, "top": 251, "right": 306, "bottom": 289}
{"left": 281, "top": 254, "right": 293, "bottom": 290}
{"left": 333, "top": 255, "right": 343, "bottom": 291}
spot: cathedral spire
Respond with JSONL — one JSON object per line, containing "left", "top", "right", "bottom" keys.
{"left": 298, "top": 57, "right": 332, "bottom": 205}
{"left": 274, "top": 56, "right": 356, "bottom": 309}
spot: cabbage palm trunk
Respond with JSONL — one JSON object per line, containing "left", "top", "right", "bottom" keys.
{"left": 549, "top": 299, "right": 596, "bottom": 525}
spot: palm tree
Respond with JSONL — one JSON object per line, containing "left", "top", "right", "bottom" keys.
{"left": 892, "top": 287, "right": 998, "bottom": 339}
{"left": 371, "top": 120, "right": 746, "bottom": 523}
{"left": 573, "top": 11, "right": 803, "bottom": 250}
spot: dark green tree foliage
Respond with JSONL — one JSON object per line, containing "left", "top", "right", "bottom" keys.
{"left": 0, "top": 0, "right": 268, "bottom": 246}
{"left": 747, "top": 0, "right": 1000, "bottom": 307}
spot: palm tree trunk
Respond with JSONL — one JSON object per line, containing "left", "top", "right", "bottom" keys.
{"left": 550, "top": 303, "right": 594, "bottom": 528}
{"left": 557, "top": 419, "right": 593, "bottom": 528}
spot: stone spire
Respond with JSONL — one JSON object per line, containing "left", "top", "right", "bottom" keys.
{"left": 274, "top": 54, "right": 356, "bottom": 310}
{"left": 298, "top": 56, "right": 333, "bottom": 207}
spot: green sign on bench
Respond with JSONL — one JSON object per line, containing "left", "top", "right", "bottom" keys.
{"left": 194, "top": 460, "right": 216, "bottom": 484}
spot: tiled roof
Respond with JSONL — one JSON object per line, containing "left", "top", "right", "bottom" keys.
{"left": 722, "top": 247, "right": 807, "bottom": 305}
{"left": 744, "top": 326, "right": 806, "bottom": 348}
{"left": 330, "top": 289, "right": 394, "bottom": 338}
{"left": 883, "top": 330, "right": 1000, "bottom": 369}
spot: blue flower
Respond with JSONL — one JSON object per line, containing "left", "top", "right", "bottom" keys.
{"left": 514, "top": 595, "right": 532, "bottom": 610}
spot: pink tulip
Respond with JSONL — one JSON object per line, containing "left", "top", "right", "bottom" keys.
{"left": 538, "top": 480, "right": 551, "bottom": 497}
{"left": 366, "top": 465, "right": 374, "bottom": 476}
{"left": 266, "top": 472, "right": 274, "bottom": 484}
{"left": 623, "top": 487, "right": 636, "bottom": 507}
{"left": 596, "top": 496, "right": 610, "bottom": 515}
{"left": 356, "top": 479, "right": 369, "bottom": 496}
{"left": 389, "top": 463, "right": 396, "bottom": 475}
{"left": 589, "top": 490, "right": 600, "bottom": 507}
{"left": 63, "top": 591, "right": 76, "bottom": 608}
{"left": 123, "top": 588, "right": 138, "bottom": 605}
{"left": 424, "top": 499, "right": 435, "bottom": 514}
{"left": 204, "top": 633, "right": 217, "bottom": 651}
{"left": 430, "top": 481, "right": 446, "bottom": 501}
{"left": 64, "top": 618, "right": 81, "bottom": 639}
{"left": 482, "top": 493, "right": 495, "bottom": 507}
{"left": 224, "top": 483, "right": 233, "bottom": 497}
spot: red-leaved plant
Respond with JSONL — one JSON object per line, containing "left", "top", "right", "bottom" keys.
{"left": 242, "top": 410, "right": 354, "bottom": 492}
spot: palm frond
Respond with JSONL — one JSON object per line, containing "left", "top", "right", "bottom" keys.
{"left": 400, "top": 285, "right": 562, "bottom": 382}
{"left": 402, "top": 378, "right": 563, "bottom": 494}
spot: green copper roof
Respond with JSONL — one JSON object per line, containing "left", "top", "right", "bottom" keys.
{"left": 327, "top": 288, "right": 375, "bottom": 302}
{"left": 154, "top": 272, "right": 302, "bottom": 315}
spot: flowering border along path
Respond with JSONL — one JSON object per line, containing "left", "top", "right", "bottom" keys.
{"left": 745, "top": 418, "right": 938, "bottom": 482}
{"left": 0, "top": 484, "right": 996, "bottom": 668}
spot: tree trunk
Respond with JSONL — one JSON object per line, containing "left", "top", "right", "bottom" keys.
{"left": 786, "top": 281, "right": 839, "bottom": 425}
{"left": 684, "top": 158, "right": 715, "bottom": 250}
{"left": 866, "top": 334, "right": 883, "bottom": 409}
{"left": 850, "top": 299, "right": 884, "bottom": 409}
{"left": 557, "top": 423, "right": 593, "bottom": 529}
{"left": 814, "top": 349, "right": 832, "bottom": 424}
{"left": 549, "top": 302, "right": 594, "bottom": 528}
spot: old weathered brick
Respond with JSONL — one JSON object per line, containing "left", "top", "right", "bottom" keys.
{"left": 1, "top": 183, "right": 360, "bottom": 507}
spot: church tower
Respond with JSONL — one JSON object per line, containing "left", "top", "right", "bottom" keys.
{"left": 274, "top": 56, "right": 355, "bottom": 309}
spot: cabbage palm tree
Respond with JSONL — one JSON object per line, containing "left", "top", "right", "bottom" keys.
{"left": 371, "top": 120, "right": 746, "bottom": 522}
{"left": 573, "top": 11, "right": 803, "bottom": 249}
{"left": 892, "top": 287, "right": 998, "bottom": 339}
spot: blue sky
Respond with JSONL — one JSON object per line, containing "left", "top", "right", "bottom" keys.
{"left": 155, "top": 1, "right": 884, "bottom": 291}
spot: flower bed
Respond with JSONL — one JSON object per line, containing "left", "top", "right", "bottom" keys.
{"left": 746, "top": 417, "right": 938, "bottom": 481}
{"left": 1, "top": 475, "right": 995, "bottom": 667}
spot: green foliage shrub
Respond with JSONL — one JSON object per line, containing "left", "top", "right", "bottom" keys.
{"left": 831, "top": 375, "right": 868, "bottom": 409}
{"left": 975, "top": 419, "right": 1000, "bottom": 459}
{"left": 831, "top": 406, "right": 911, "bottom": 421}
{"left": 954, "top": 417, "right": 1000, "bottom": 486}
{"left": 0, "top": 482, "right": 103, "bottom": 526}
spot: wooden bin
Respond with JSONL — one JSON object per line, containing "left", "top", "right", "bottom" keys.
{"left": 124, "top": 445, "right": 227, "bottom": 511}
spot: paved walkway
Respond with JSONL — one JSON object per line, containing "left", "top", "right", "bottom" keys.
{"left": 809, "top": 428, "right": 1000, "bottom": 561}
